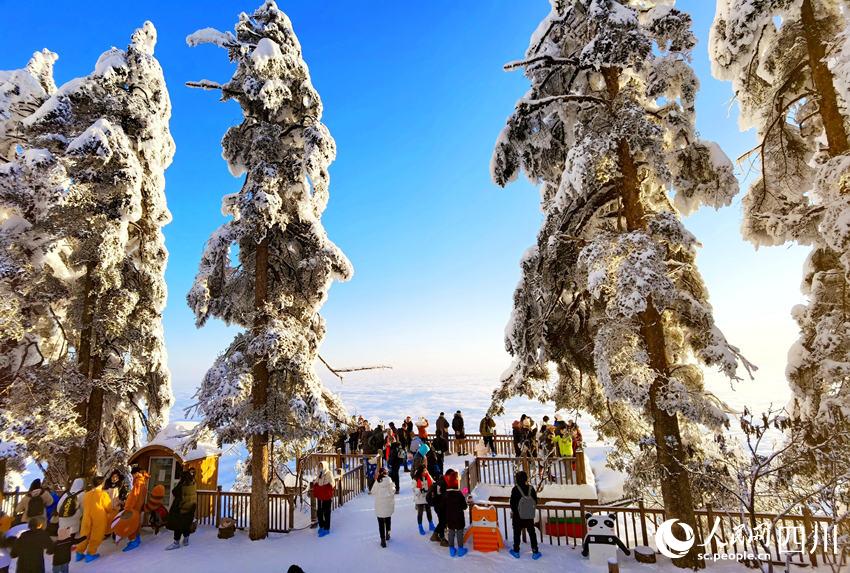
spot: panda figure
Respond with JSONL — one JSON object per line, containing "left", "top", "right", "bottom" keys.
{"left": 581, "top": 512, "right": 631, "bottom": 566}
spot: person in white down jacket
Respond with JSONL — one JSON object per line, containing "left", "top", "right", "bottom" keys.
{"left": 373, "top": 467, "right": 395, "bottom": 548}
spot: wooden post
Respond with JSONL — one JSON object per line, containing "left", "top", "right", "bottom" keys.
{"left": 705, "top": 503, "right": 718, "bottom": 556}
{"left": 638, "top": 499, "right": 649, "bottom": 547}
{"left": 310, "top": 494, "right": 317, "bottom": 528}
{"left": 802, "top": 507, "right": 818, "bottom": 567}
{"left": 576, "top": 448, "right": 587, "bottom": 485}
{"left": 215, "top": 485, "right": 223, "bottom": 528}
{"left": 288, "top": 495, "right": 295, "bottom": 532}
{"left": 336, "top": 452, "right": 342, "bottom": 473}
{"left": 464, "top": 460, "right": 470, "bottom": 492}
{"left": 608, "top": 559, "right": 620, "bottom": 573}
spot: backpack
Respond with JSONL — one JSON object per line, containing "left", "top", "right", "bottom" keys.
{"left": 56, "top": 492, "right": 80, "bottom": 518}
{"left": 26, "top": 493, "right": 45, "bottom": 518}
{"left": 516, "top": 485, "right": 536, "bottom": 521}
{"left": 425, "top": 481, "right": 441, "bottom": 507}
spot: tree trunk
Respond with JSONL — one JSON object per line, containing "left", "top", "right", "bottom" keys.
{"left": 604, "top": 67, "right": 704, "bottom": 570}
{"left": 67, "top": 265, "right": 101, "bottom": 479}
{"left": 800, "top": 0, "right": 849, "bottom": 158}
{"left": 0, "top": 458, "right": 6, "bottom": 492}
{"left": 249, "top": 238, "right": 270, "bottom": 541}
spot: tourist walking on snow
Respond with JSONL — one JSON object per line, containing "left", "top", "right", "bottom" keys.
{"left": 429, "top": 434, "right": 447, "bottom": 477}
{"left": 75, "top": 476, "right": 111, "bottom": 562}
{"left": 386, "top": 433, "right": 402, "bottom": 493}
{"left": 509, "top": 471, "right": 541, "bottom": 560}
{"left": 412, "top": 466, "right": 435, "bottom": 535}
{"left": 400, "top": 416, "right": 413, "bottom": 472}
{"left": 48, "top": 525, "right": 87, "bottom": 573}
{"left": 416, "top": 417, "right": 429, "bottom": 440}
{"left": 312, "top": 462, "right": 335, "bottom": 537}
{"left": 165, "top": 468, "right": 197, "bottom": 550}
{"left": 373, "top": 467, "right": 395, "bottom": 548}
{"left": 443, "top": 470, "right": 468, "bottom": 557}
{"left": 452, "top": 410, "right": 466, "bottom": 455}
{"left": 479, "top": 414, "right": 496, "bottom": 455}
{"left": 512, "top": 420, "right": 523, "bottom": 456}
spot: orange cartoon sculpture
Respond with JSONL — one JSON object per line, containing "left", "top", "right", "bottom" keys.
{"left": 463, "top": 504, "right": 504, "bottom": 552}
{"left": 112, "top": 466, "right": 149, "bottom": 551}
{"left": 75, "top": 477, "right": 113, "bottom": 563}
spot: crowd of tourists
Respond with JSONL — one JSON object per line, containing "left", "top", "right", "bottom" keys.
{"left": 1, "top": 466, "right": 197, "bottom": 572}
{"left": 315, "top": 410, "right": 584, "bottom": 559}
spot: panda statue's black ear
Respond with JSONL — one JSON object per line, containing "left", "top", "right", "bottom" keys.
{"left": 585, "top": 512, "right": 593, "bottom": 520}
{"left": 608, "top": 513, "right": 616, "bottom": 520}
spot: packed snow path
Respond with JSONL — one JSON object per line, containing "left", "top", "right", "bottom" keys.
{"left": 16, "top": 475, "right": 746, "bottom": 573}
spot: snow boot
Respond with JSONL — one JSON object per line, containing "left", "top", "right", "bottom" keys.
{"left": 386, "top": 531, "right": 391, "bottom": 541}
{"left": 418, "top": 524, "right": 427, "bottom": 535}
{"left": 428, "top": 521, "right": 435, "bottom": 531}
{"left": 429, "top": 531, "right": 440, "bottom": 542}
{"left": 449, "top": 547, "right": 457, "bottom": 557}
{"left": 509, "top": 549, "right": 521, "bottom": 559}
{"left": 532, "top": 551, "right": 542, "bottom": 560}
{"left": 440, "top": 538, "right": 449, "bottom": 547}
{"left": 165, "top": 542, "right": 181, "bottom": 550}
{"left": 123, "top": 536, "right": 141, "bottom": 552}
{"left": 84, "top": 554, "right": 100, "bottom": 563}
{"left": 182, "top": 537, "right": 189, "bottom": 547}
{"left": 457, "top": 547, "right": 468, "bottom": 557}
{"left": 75, "top": 552, "right": 85, "bottom": 562}
{"left": 381, "top": 540, "right": 387, "bottom": 548}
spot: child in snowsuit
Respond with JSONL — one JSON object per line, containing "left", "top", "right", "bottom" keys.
{"left": 372, "top": 467, "right": 395, "bottom": 548}
{"left": 412, "top": 467, "right": 434, "bottom": 535}
{"left": 75, "top": 477, "right": 111, "bottom": 563}
{"left": 47, "top": 526, "right": 86, "bottom": 573}
{"left": 311, "top": 462, "right": 335, "bottom": 537}
{"left": 11, "top": 517, "right": 51, "bottom": 573}
{"left": 443, "top": 470, "right": 468, "bottom": 557}
{"left": 509, "top": 471, "right": 541, "bottom": 560}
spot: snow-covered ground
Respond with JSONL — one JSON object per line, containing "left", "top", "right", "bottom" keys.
{"left": 11, "top": 469, "right": 749, "bottom": 573}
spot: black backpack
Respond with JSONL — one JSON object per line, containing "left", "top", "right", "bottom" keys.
{"left": 26, "top": 492, "right": 45, "bottom": 518}
{"left": 425, "top": 481, "right": 441, "bottom": 507}
{"left": 56, "top": 492, "right": 80, "bottom": 518}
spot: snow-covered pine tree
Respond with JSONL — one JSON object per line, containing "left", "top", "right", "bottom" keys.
{"left": 0, "top": 49, "right": 85, "bottom": 488}
{"left": 15, "top": 23, "right": 174, "bottom": 480}
{"left": 491, "top": 1, "right": 752, "bottom": 567}
{"left": 711, "top": 0, "right": 850, "bottom": 515}
{"left": 187, "top": 1, "right": 353, "bottom": 540}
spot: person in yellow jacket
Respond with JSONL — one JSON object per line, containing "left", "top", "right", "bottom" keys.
{"left": 552, "top": 428, "right": 573, "bottom": 457}
{"left": 75, "top": 476, "right": 112, "bottom": 563}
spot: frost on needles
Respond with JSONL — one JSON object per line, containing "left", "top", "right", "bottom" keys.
{"left": 489, "top": 0, "right": 753, "bottom": 515}
{"left": 186, "top": 1, "right": 353, "bottom": 457}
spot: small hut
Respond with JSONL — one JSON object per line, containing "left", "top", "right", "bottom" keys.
{"left": 128, "top": 421, "right": 220, "bottom": 508}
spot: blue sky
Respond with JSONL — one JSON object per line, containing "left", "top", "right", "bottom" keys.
{"left": 0, "top": 1, "right": 805, "bottom": 414}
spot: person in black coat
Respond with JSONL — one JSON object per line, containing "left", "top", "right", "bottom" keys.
{"left": 47, "top": 526, "right": 87, "bottom": 572}
{"left": 509, "top": 471, "right": 540, "bottom": 558}
{"left": 428, "top": 474, "right": 448, "bottom": 546}
{"left": 451, "top": 411, "right": 466, "bottom": 455}
{"left": 430, "top": 434, "right": 447, "bottom": 477}
{"left": 442, "top": 470, "right": 468, "bottom": 556}
{"left": 11, "top": 517, "right": 51, "bottom": 573}
{"left": 165, "top": 469, "right": 197, "bottom": 550}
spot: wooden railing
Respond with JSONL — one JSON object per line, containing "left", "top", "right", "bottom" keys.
{"left": 471, "top": 499, "right": 844, "bottom": 567}
{"left": 460, "top": 453, "right": 586, "bottom": 493}
{"left": 195, "top": 488, "right": 295, "bottom": 533}
{"left": 427, "top": 433, "right": 515, "bottom": 456}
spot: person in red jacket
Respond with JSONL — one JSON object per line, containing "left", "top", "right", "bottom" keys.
{"left": 311, "top": 462, "right": 335, "bottom": 537}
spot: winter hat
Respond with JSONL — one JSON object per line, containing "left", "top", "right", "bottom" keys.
{"left": 445, "top": 471, "right": 459, "bottom": 489}
{"left": 28, "top": 479, "right": 42, "bottom": 492}
{"left": 456, "top": 410, "right": 461, "bottom": 414}
{"left": 440, "top": 412, "right": 445, "bottom": 416}
{"left": 418, "top": 443, "right": 430, "bottom": 456}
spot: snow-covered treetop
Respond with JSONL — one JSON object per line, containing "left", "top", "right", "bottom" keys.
{"left": 186, "top": 1, "right": 351, "bottom": 447}
{"left": 490, "top": 0, "right": 750, "bottom": 456}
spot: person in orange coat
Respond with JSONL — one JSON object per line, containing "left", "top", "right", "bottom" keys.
{"left": 75, "top": 476, "right": 112, "bottom": 563}
{"left": 114, "top": 466, "right": 149, "bottom": 552}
